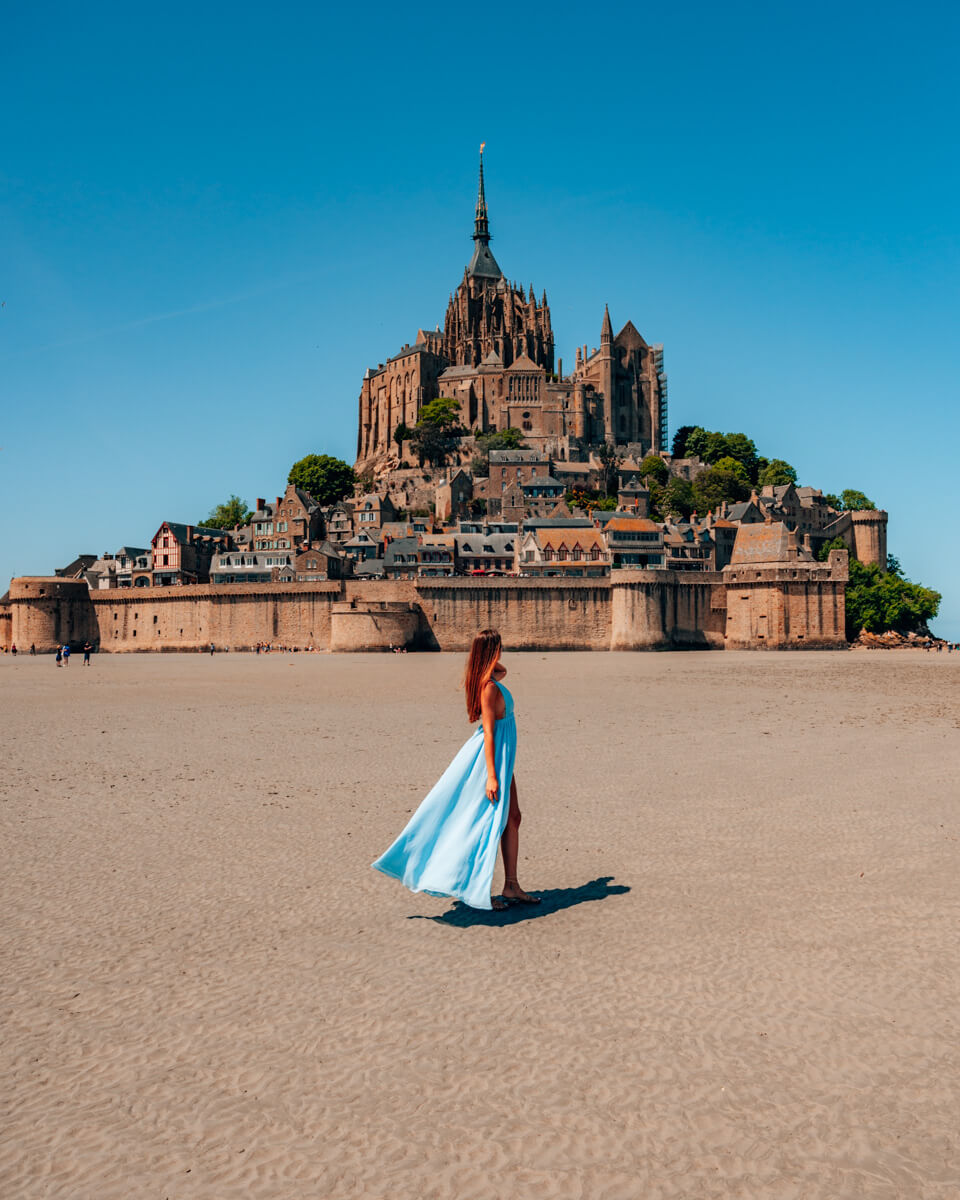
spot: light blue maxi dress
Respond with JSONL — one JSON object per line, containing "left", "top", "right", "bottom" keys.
{"left": 372, "top": 680, "right": 517, "bottom": 910}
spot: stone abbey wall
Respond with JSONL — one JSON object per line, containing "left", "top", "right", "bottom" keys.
{"left": 6, "top": 565, "right": 849, "bottom": 653}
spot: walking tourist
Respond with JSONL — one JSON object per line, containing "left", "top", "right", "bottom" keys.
{"left": 83, "top": 642, "right": 92, "bottom": 665}
{"left": 55, "top": 646, "right": 62, "bottom": 667}
{"left": 62, "top": 644, "right": 70, "bottom": 666}
{"left": 10, "top": 644, "right": 15, "bottom": 656}
{"left": 372, "top": 628, "right": 539, "bottom": 910}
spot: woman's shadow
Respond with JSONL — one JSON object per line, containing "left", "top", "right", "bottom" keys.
{"left": 408, "top": 876, "right": 629, "bottom": 927}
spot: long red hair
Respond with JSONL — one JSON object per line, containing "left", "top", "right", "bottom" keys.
{"left": 463, "top": 628, "right": 502, "bottom": 722}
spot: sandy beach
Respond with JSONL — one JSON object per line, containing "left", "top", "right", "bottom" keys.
{"left": 1, "top": 649, "right": 958, "bottom": 1199}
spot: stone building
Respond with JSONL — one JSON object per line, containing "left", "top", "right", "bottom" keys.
{"left": 150, "top": 523, "right": 231, "bottom": 586}
{"left": 356, "top": 152, "right": 667, "bottom": 473}
{"left": 251, "top": 485, "right": 324, "bottom": 554}
{"left": 603, "top": 516, "right": 664, "bottom": 567}
{"left": 517, "top": 525, "right": 609, "bottom": 577}
{"left": 723, "top": 523, "right": 849, "bottom": 649}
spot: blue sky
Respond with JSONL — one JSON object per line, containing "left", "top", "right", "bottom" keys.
{"left": 2, "top": 1, "right": 958, "bottom": 635}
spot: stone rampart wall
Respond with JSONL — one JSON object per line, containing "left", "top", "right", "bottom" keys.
{"left": 417, "top": 578, "right": 612, "bottom": 651}
{"left": 611, "top": 571, "right": 726, "bottom": 650}
{"left": 8, "top": 567, "right": 847, "bottom": 652}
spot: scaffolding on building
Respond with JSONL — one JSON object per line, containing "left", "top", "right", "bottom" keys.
{"left": 653, "top": 345, "right": 668, "bottom": 452}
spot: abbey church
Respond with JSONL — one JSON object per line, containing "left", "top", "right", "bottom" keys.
{"left": 355, "top": 153, "right": 668, "bottom": 473}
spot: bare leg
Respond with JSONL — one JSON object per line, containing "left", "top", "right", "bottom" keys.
{"left": 501, "top": 777, "right": 539, "bottom": 903}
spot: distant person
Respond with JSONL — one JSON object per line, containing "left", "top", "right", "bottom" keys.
{"left": 10, "top": 644, "right": 15, "bottom": 656}
{"left": 372, "top": 627, "right": 538, "bottom": 910}
{"left": 30, "top": 643, "right": 36, "bottom": 655}
{"left": 62, "top": 644, "right": 70, "bottom": 666}
{"left": 209, "top": 642, "right": 215, "bottom": 656}
{"left": 83, "top": 642, "right": 92, "bottom": 665}
{"left": 55, "top": 646, "right": 62, "bottom": 667}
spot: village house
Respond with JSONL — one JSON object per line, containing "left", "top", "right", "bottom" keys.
{"left": 419, "top": 533, "right": 456, "bottom": 576}
{"left": 520, "top": 473, "right": 565, "bottom": 513}
{"left": 293, "top": 541, "right": 349, "bottom": 581}
{"left": 383, "top": 536, "right": 420, "bottom": 580}
{"left": 342, "top": 529, "right": 381, "bottom": 564}
{"left": 251, "top": 484, "right": 324, "bottom": 553}
{"left": 324, "top": 501, "right": 355, "bottom": 546}
{"left": 353, "top": 492, "right": 397, "bottom": 529}
{"left": 114, "top": 546, "right": 151, "bottom": 587}
{"left": 551, "top": 459, "right": 601, "bottom": 492}
{"left": 617, "top": 475, "right": 650, "bottom": 515}
{"left": 454, "top": 531, "right": 517, "bottom": 575}
{"left": 209, "top": 551, "right": 274, "bottom": 585}
{"left": 150, "top": 523, "right": 231, "bottom": 586}
{"left": 517, "top": 525, "right": 609, "bottom": 577}
{"left": 701, "top": 513, "right": 738, "bottom": 569}
{"left": 602, "top": 515, "right": 664, "bottom": 567}
{"left": 435, "top": 467, "right": 473, "bottom": 521}
{"left": 487, "top": 449, "right": 551, "bottom": 493}
{"left": 662, "top": 520, "right": 715, "bottom": 571}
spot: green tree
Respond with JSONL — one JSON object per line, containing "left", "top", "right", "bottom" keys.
{"left": 393, "top": 422, "right": 410, "bottom": 453}
{"left": 723, "top": 433, "right": 760, "bottom": 481}
{"left": 817, "top": 539, "right": 940, "bottom": 637}
{"left": 682, "top": 427, "right": 709, "bottom": 460}
{"left": 845, "top": 559, "right": 940, "bottom": 639}
{"left": 711, "top": 455, "right": 750, "bottom": 485}
{"left": 691, "top": 466, "right": 750, "bottom": 513}
{"left": 660, "top": 476, "right": 696, "bottom": 519}
{"left": 824, "top": 493, "right": 841, "bottom": 510}
{"left": 757, "top": 458, "right": 798, "bottom": 487}
{"left": 702, "top": 431, "right": 733, "bottom": 464}
{"left": 646, "top": 479, "right": 665, "bottom": 518}
{"left": 410, "top": 397, "right": 465, "bottom": 467}
{"left": 637, "top": 454, "right": 668, "bottom": 485}
{"left": 471, "top": 427, "right": 525, "bottom": 475}
{"left": 815, "top": 536, "right": 849, "bottom": 562}
{"left": 671, "top": 424, "right": 697, "bottom": 458}
{"left": 200, "top": 495, "right": 252, "bottom": 529}
{"left": 288, "top": 454, "right": 357, "bottom": 506}
{"left": 840, "top": 488, "right": 876, "bottom": 511}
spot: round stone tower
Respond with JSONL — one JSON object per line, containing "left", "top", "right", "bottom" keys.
{"left": 9, "top": 577, "right": 98, "bottom": 652}
{"left": 850, "top": 510, "right": 888, "bottom": 568}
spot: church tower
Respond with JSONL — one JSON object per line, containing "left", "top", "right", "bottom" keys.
{"left": 442, "top": 149, "right": 554, "bottom": 373}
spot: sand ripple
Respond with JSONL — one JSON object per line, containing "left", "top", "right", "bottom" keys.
{"left": 1, "top": 651, "right": 958, "bottom": 1197}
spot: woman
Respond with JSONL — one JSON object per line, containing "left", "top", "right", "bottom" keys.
{"left": 372, "top": 628, "right": 539, "bottom": 910}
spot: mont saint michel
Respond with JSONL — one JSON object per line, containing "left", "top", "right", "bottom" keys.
{"left": 356, "top": 150, "right": 668, "bottom": 474}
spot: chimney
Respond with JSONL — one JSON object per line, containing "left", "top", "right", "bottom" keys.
{"left": 256, "top": 498, "right": 265, "bottom": 511}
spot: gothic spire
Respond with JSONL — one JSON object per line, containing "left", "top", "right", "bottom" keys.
{"left": 466, "top": 144, "right": 503, "bottom": 280}
{"left": 473, "top": 144, "right": 490, "bottom": 245}
{"left": 601, "top": 303, "right": 613, "bottom": 343}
